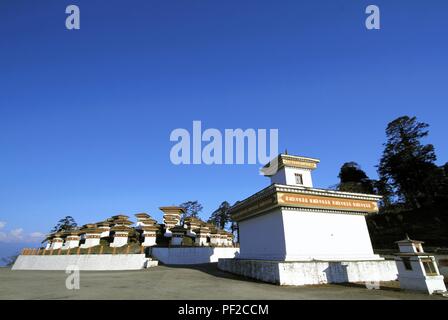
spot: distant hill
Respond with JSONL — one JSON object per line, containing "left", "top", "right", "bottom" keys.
{"left": 0, "top": 242, "right": 40, "bottom": 267}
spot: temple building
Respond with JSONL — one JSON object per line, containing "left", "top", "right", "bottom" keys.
{"left": 219, "top": 153, "right": 398, "bottom": 285}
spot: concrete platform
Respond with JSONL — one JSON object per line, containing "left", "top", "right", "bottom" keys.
{"left": 12, "top": 254, "right": 157, "bottom": 271}
{"left": 218, "top": 258, "right": 398, "bottom": 285}
{"left": 0, "top": 264, "right": 444, "bottom": 300}
{"left": 151, "top": 247, "right": 239, "bottom": 265}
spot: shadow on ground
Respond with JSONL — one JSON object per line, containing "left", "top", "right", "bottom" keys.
{"left": 330, "top": 281, "right": 402, "bottom": 292}
{"left": 161, "top": 262, "right": 407, "bottom": 293}
{"left": 159, "top": 262, "right": 275, "bottom": 285}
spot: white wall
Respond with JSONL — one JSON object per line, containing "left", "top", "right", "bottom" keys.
{"left": 282, "top": 209, "right": 378, "bottom": 261}
{"left": 395, "top": 256, "right": 447, "bottom": 294}
{"left": 151, "top": 247, "right": 240, "bottom": 265}
{"left": 238, "top": 209, "right": 287, "bottom": 260}
{"left": 218, "top": 259, "right": 398, "bottom": 286}
{"left": 270, "top": 167, "right": 313, "bottom": 187}
{"left": 238, "top": 208, "right": 379, "bottom": 261}
{"left": 12, "top": 254, "right": 157, "bottom": 271}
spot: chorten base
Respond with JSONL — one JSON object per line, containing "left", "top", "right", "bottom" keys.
{"left": 218, "top": 258, "right": 398, "bottom": 286}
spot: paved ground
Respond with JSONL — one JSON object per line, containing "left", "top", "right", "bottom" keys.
{"left": 0, "top": 264, "right": 445, "bottom": 300}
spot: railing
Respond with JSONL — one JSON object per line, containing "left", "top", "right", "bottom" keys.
{"left": 20, "top": 245, "right": 146, "bottom": 256}
{"left": 20, "top": 242, "right": 240, "bottom": 256}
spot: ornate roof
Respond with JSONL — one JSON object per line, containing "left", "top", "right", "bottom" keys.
{"left": 135, "top": 213, "right": 150, "bottom": 219}
{"left": 261, "top": 154, "right": 320, "bottom": 176}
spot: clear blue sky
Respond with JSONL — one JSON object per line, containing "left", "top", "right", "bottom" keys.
{"left": 1, "top": 0, "right": 447, "bottom": 261}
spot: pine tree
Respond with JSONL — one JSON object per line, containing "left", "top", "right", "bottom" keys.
{"left": 208, "top": 201, "right": 232, "bottom": 229}
{"left": 51, "top": 216, "right": 77, "bottom": 232}
{"left": 378, "top": 116, "right": 440, "bottom": 209}
{"left": 337, "top": 162, "right": 374, "bottom": 194}
{"left": 179, "top": 200, "right": 203, "bottom": 222}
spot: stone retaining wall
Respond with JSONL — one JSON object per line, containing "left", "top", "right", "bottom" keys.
{"left": 12, "top": 254, "right": 157, "bottom": 271}
{"left": 151, "top": 247, "right": 240, "bottom": 265}
{"left": 218, "top": 258, "right": 398, "bottom": 286}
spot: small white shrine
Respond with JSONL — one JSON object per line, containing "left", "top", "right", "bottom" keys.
{"left": 62, "top": 231, "right": 81, "bottom": 249}
{"left": 49, "top": 234, "right": 64, "bottom": 250}
{"left": 80, "top": 224, "right": 102, "bottom": 248}
{"left": 135, "top": 213, "right": 159, "bottom": 247}
{"left": 160, "top": 206, "right": 183, "bottom": 237}
{"left": 395, "top": 236, "right": 447, "bottom": 295}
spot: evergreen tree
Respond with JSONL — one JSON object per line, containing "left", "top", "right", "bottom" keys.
{"left": 337, "top": 162, "right": 374, "bottom": 194}
{"left": 372, "top": 177, "right": 394, "bottom": 209}
{"left": 179, "top": 200, "right": 203, "bottom": 222}
{"left": 208, "top": 201, "right": 232, "bottom": 229}
{"left": 378, "top": 116, "right": 440, "bottom": 209}
{"left": 51, "top": 216, "right": 77, "bottom": 233}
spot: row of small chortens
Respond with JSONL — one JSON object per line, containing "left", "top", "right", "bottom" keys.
{"left": 44, "top": 206, "right": 234, "bottom": 250}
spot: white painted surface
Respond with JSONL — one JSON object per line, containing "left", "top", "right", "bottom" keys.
{"left": 62, "top": 240, "right": 80, "bottom": 249}
{"left": 239, "top": 209, "right": 286, "bottom": 261}
{"left": 239, "top": 208, "right": 380, "bottom": 261}
{"left": 186, "top": 230, "right": 197, "bottom": 237}
{"left": 100, "top": 230, "right": 110, "bottom": 238}
{"left": 210, "top": 235, "right": 220, "bottom": 246}
{"left": 398, "top": 275, "right": 447, "bottom": 294}
{"left": 81, "top": 238, "right": 100, "bottom": 248}
{"left": 12, "top": 254, "right": 157, "bottom": 271}
{"left": 270, "top": 167, "right": 314, "bottom": 187}
{"left": 218, "top": 258, "right": 398, "bottom": 286}
{"left": 50, "top": 241, "right": 63, "bottom": 250}
{"left": 195, "top": 236, "right": 209, "bottom": 246}
{"left": 151, "top": 247, "right": 240, "bottom": 265}
{"left": 142, "top": 236, "right": 157, "bottom": 247}
{"left": 395, "top": 256, "right": 447, "bottom": 294}
{"left": 282, "top": 209, "right": 379, "bottom": 261}
{"left": 110, "top": 236, "right": 128, "bottom": 247}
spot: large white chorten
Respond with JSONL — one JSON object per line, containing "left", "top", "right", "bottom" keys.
{"left": 218, "top": 153, "right": 398, "bottom": 285}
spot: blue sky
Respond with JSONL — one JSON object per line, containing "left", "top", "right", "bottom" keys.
{"left": 0, "top": 0, "right": 447, "bottom": 261}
